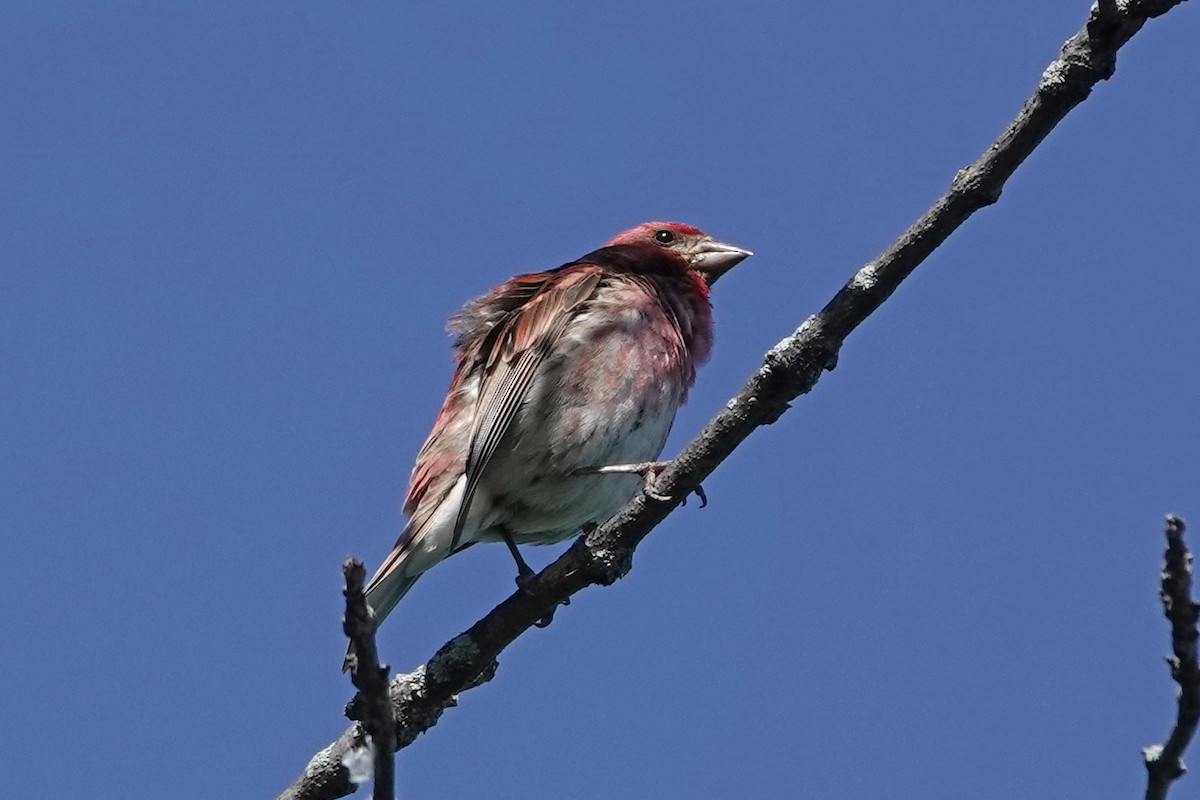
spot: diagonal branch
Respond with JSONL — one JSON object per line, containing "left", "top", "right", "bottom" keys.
{"left": 1144, "top": 515, "right": 1200, "bottom": 800}
{"left": 277, "top": 2, "right": 1193, "bottom": 798}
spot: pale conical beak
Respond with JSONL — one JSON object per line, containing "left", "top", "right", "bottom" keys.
{"left": 691, "top": 238, "right": 753, "bottom": 287}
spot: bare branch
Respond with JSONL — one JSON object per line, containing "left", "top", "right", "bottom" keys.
{"left": 1145, "top": 516, "right": 1200, "bottom": 800}
{"left": 341, "top": 558, "right": 396, "bottom": 800}
{"left": 277, "top": 2, "right": 1193, "bottom": 798}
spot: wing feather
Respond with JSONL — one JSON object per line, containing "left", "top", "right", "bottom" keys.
{"left": 362, "top": 265, "right": 603, "bottom": 607}
{"left": 449, "top": 267, "right": 602, "bottom": 549}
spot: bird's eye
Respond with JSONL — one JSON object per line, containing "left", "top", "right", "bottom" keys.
{"left": 654, "top": 229, "right": 676, "bottom": 245}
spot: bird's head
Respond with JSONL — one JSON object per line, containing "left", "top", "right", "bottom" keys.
{"left": 603, "top": 221, "right": 752, "bottom": 287}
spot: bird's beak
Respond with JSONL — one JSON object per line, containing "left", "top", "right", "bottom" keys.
{"left": 691, "top": 238, "right": 753, "bottom": 287}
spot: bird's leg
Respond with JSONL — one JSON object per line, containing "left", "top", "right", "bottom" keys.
{"left": 573, "top": 461, "right": 707, "bottom": 508}
{"left": 500, "top": 527, "right": 536, "bottom": 587}
{"left": 500, "top": 527, "right": 563, "bottom": 628}
{"left": 575, "top": 460, "right": 670, "bottom": 480}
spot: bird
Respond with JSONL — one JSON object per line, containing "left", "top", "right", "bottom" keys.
{"left": 345, "top": 221, "right": 750, "bottom": 670}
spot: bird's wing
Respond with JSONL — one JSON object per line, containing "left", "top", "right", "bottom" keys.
{"left": 360, "top": 266, "right": 602, "bottom": 623}
{"left": 449, "top": 266, "right": 603, "bottom": 549}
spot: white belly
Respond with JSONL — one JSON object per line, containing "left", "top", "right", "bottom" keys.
{"left": 477, "top": 388, "right": 678, "bottom": 545}
{"left": 464, "top": 289, "right": 695, "bottom": 546}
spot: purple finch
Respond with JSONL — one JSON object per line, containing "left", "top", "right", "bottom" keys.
{"left": 349, "top": 222, "right": 750, "bottom": 666}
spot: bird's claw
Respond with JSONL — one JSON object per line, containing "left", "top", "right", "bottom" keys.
{"left": 514, "top": 564, "right": 537, "bottom": 592}
{"left": 515, "top": 563, "right": 569, "bottom": 629}
{"left": 682, "top": 484, "right": 708, "bottom": 508}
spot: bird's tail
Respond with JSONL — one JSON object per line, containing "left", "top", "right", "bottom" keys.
{"left": 341, "top": 555, "right": 421, "bottom": 673}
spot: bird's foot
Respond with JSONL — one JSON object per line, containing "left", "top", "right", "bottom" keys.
{"left": 507, "top": 533, "right": 569, "bottom": 628}
{"left": 514, "top": 568, "right": 558, "bottom": 628}
{"left": 514, "top": 563, "right": 537, "bottom": 592}
{"left": 574, "top": 461, "right": 707, "bottom": 507}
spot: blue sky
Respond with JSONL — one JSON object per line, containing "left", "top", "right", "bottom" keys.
{"left": 3, "top": 2, "right": 1199, "bottom": 798}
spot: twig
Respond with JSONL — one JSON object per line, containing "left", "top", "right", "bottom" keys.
{"left": 1144, "top": 516, "right": 1200, "bottom": 800}
{"left": 341, "top": 558, "right": 396, "bottom": 800}
{"left": 276, "top": 2, "right": 1193, "bottom": 798}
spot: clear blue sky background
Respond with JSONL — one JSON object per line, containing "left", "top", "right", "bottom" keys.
{"left": 3, "top": 2, "right": 1198, "bottom": 798}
